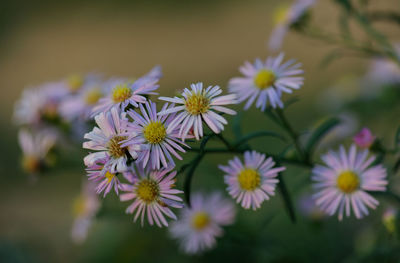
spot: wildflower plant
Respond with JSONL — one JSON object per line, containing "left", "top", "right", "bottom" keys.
{"left": 12, "top": 0, "right": 400, "bottom": 257}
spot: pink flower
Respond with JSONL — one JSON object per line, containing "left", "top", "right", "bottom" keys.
{"left": 353, "top": 128, "right": 376, "bottom": 149}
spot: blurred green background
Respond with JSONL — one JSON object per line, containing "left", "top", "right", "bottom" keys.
{"left": 1, "top": 0, "right": 400, "bottom": 262}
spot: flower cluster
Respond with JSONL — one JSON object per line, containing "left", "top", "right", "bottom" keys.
{"left": 13, "top": 47, "right": 393, "bottom": 255}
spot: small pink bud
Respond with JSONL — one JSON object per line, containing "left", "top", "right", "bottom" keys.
{"left": 353, "top": 128, "right": 376, "bottom": 149}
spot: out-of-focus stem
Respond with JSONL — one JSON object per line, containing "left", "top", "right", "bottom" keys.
{"left": 275, "top": 108, "right": 306, "bottom": 162}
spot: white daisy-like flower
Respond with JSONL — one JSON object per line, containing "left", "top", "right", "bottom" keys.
{"left": 158, "top": 82, "right": 236, "bottom": 140}
{"left": 228, "top": 53, "right": 304, "bottom": 110}
{"left": 71, "top": 181, "right": 100, "bottom": 244}
{"left": 169, "top": 192, "right": 236, "bottom": 254}
{"left": 83, "top": 107, "right": 141, "bottom": 173}
{"left": 122, "top": 101, "right": 189, "bottom": 169}
{"left": 119, "top": 165, "right": 184, "bottom": 227}
{"left": 219, "top": 151, "right": 285, "bottom": 210}
{"left": 91, "top": 66, "right": 161, "bottom": 116}
{"left": 312, "top": 144, "right": 388, "bottom": 220}
{"left": 18, "top": 129, "right": 57, "bottom": 174}
{"left": 268, "top": 0, "right": 316, "bottom": 51}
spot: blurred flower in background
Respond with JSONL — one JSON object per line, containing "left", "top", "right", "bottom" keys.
{"left": 169, "top": 192, "right": 236, "bottom": 254}
{"left": 71, "top": 181, "right": 100, "bottom": 244}
{"left": 353, "top": 128, "right": 376, "bottom": 149}
{"left": 18, "top": 129, "right": 57, "bottom": 175}
{"left": 268, "top": 0, "right": 316, "bottom": 51}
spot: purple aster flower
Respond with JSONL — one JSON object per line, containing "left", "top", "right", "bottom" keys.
{"left": 14, "top": 81, "right": 70, "bottom": 126}
{"left": 382, "top": 207, "right": 397, "bottom": 234}
{"left": 71, "top": 180, "right": 100, "bottom": 244}
{"left": 83, "top": 107, "right": 141, "bottom": 173}
{"left": 268, "top": 0, "right": 316, "bottom": 51}
{"left": 353, "top": 128, "right": 376, "bottom": 149}
{"left": 91, "top": 66, "right": 161, "bottom": 116}
{"left": 297, "top": 193, "right": 325, "bottom": 220}
{"left": 312, "top": 144, "right": 387, "bottom": 220}
{"left": 228, "top": 53, "right": 304, "bottom": 110}
{"left": 18, "top": 129, "right": 57, "bottom": 174}
{"left": 119, "top": 165, "right": 184, "bottom": 227}
{"left": 122, "top": 101, "right": 189, "bottom": 170}
{"left": 219, "top": 151, "right": 285, "bottom": 210}
{"left": 169, "top": 192, "right": 236, "bottom": 254}
{"left": 60, "top": 74, "right": 106, "bottom": 121}
{"left": 158, "top": 82, "right": 237, "bottom": 140}
{"left": 85, "top": 156, "right": 133, "bottom": 197}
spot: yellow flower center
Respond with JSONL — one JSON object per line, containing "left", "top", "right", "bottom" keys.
{"left": 22, "top": 156, "right": 40, "bottom": 173}
{"left": 72, "top": 196, "right": 86, "bottom": 216}
{"left": 105, "top": 171, "right": 116, "bottom": 183}
{"left": 191, "top": 211, "right": 211, "bottom": 230}
{"left": 143, "top": 121, "right": 167, "bottom": 144}
{"left": 112, "top": 84, "right": 132, "bottom": 103}
{"left": 107, "top": 136, "right": 127, "bottom": 158}
{"left": 274, "top": 6, "right": 289, "bottom": 25}
{"left": 185, "top": 93, "right": 210, "bottom": 115}
{"left": 254, "top": 70, "right": 276, "bottom": 90}
{"left": 238, "top": 168, "right": 261, "bottom": 191}
{"left": 68, "top": 74, "right": 83, "bottom": 92}
{"left": 337, "top": 171, "right": 360, "bottom": 193}
{"left": 136, "top": 179, "right": 160, "bottom": 203}
{"left": 85, "top": 87, "right": 103, "bottom": 105}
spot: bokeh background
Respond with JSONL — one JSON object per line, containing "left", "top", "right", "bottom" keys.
{"left": 1, "top": 0, "right": 400, "bottom": 262}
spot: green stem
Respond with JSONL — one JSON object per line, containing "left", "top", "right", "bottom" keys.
{"left": 275, "top": 108, "right": 305, "bottom": 161}
{"left": 233, "top": 131, "right": 286, "bottom": 148}
{"left": 216, "top": 134, "right": 233, "bottom": 150}
{"left": 277, "top": 172, "right": 296, "bottom": 223}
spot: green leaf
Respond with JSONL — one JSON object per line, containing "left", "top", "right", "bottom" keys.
{"left": 305, "top": 118, "right": 341, "bottom": 157}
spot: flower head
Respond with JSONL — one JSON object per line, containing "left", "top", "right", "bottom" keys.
{"left": 71, "top": 181, "right": 100, "bottom": 244}
{"left": 169, "top": 192, "right": 236, "bottom": 254}
{"left": 229, "top": 53, "right": 303, "bottom": 110}
{"left": 268, "top": 0, "right": 316, "bottom": 51}
{"left": 18, "top": 129, "right": 56, "bottom": 174}
{"left": 353, "top": 128, "right": 376, "bottom": 149}
{"left": 382, "top": 207, "right": 398, "bottom": 234}
{"left": 83, "top": 107, "right": 141, "bottom": 173}
{"left": 14, "top": 81, "right": 70, "bottom": 126}
{"left": 312, "top": 144, "right": 387, "bottom": 220}
{"left": 122, "top": 101, "right": 189, "bottom": 169}
{"left": 60, "top": 75, "right": 106, "bottom": 121}
{"left": 158, "top": 82, "right": 236, "bottom": 140}
{"left": 297, "top": 193, "right": 325, "bottom": 221}
{"left": 119, "top": 165, "right": 183, "bottom": 227}
{"left": 85, "top": 157, "right": 135, "bottom": 197}
{"left": 219, "top": 151, "right": 285, "bottom": 210}
{"left": 91, "top": 66, "right": 161, "bottom": 116}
